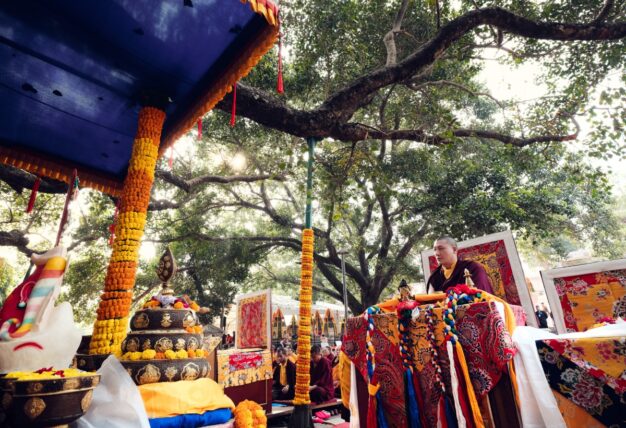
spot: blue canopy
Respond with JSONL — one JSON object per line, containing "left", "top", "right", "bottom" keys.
{"left": 0, "top": 0, "right": 278, "bottom": 194}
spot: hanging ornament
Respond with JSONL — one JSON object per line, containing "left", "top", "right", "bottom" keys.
{"left": 168, "top": 146, "right": 174, "bottom": 169}
{"left": 277, "top": 12, "right": 284, "bottom": 94}
{"left": 25, "top": 176, "right": 41, "bottom": 213}
{"left": 197, "top": 119, "right": 202, "bottom": 140}
{"left": 230, "top": 82, "right": 237, "bottom": 127}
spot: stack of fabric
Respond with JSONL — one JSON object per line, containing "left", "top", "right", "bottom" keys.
{"left": 139, "top": 377, "right": 235, "bottom": 428}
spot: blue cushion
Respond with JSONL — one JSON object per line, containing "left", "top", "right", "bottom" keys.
{"left": 149, "top": 408, "right": 232, "bottom": 428}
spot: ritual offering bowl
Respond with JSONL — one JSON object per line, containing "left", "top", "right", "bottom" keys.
{"left": 130, "top": 308, "right": 198, "bottom": 331}
{"left": 121, "top": 331, "right": 203, "bottom": 354}
{"left": 120, "top": 248, "right": 211, "bottom": 386}
{"left": 1, "top": 369, "right": 99, "bottom": 427}
{"left": 74, "top": 353, "right": 110, "bottom": 372}
{"left": 121, "top": 357, "right": 210, "bottom": 385}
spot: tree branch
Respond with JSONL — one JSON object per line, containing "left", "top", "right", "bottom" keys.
{"left": 0, "top": 165, "right": 67, "bottom": 195}
{"left": 216, "top": 8, "right": 625, "bottom": 143}
{"left": 383, "top": 0, "right": 411, "bottom": 66}
{"left": 155, "top": 169, "right": 284, "bottom": 193}
{"left": 592, "top": 0, "right": 615, "bottom": 24}
{"left": 0, "top": 230, "right": 35, "bottom": 256}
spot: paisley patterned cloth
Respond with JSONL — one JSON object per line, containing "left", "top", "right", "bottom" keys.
{"left": 536, "top": 337, "right": 626, "bottom": 426}
{"left": 455, "top": 302, "right": 516, "bottom": 397}
{"left": 343, "top": 303, "right": 516, "bottom": 428}
{"left": 342, "top": 314, "right": 408, "bottom": 428}
{"left": 217, "top": 349, "right": 272, "bottom": 387}
{"left": 554, "top": 269, "right": 626, "bottom": 332}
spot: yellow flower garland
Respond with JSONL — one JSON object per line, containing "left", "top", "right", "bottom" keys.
{"left": 293, "top": 228, "right": 314, "bottom": 405}
{"left": 234, "top": 400, "right": 266, "bottom": 428}
{"left": 89, "top": 107, "right": 166, "bottom": 356}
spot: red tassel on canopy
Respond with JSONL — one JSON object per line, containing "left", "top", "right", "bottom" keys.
{"left": 108, "top": 202, "right": 120, "bottom": 247}
{"left": 25, "top": 176, "right": 41, "bottom": 213}
{"left": 230, "top": 83, "right": 237, "bottom": 127}
{"left": 277, "top": 13, "right": 284, "bottom": 94}
{"left": 168, "top": 146, "right": 174, "bottom": 169}
{"left": 197, "top": 119, "right": 202, "bottom": 140}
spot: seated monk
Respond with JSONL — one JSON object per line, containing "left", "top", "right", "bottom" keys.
{"left": 272, "top": 348, "right": 296, "bottom": 400}
{"left": 309, "top": 344, "right": 334, "bottom": 404}
{"left": 427, "top": 236, "right": 494, "bottom": 294}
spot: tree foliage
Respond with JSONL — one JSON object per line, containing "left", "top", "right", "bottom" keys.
{"left": 0, "top": 0, "right": 625, "bottom": 319}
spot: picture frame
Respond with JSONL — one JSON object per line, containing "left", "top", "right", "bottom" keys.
{"left": 541, "top": 258, "right": 626, "bottom": 334}
{"left": 235, "top": 289, "right": 272, "bottom": 349}
{"left": 420, "top": 230, "right": 536, "bottom": 326}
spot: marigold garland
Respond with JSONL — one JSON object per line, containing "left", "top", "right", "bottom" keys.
{"left": 234, "top": 400, "right": 267, "bottom": 428}
{"left": 89, "top": 107, "right": 165, "bottom": 356}
{"left": 293, "top": 228, "right": 314, "bottom": 405}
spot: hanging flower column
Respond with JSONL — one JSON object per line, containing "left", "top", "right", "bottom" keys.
{"left": 89, "top": 106, "right": 166, "bottom": 356}
{"left": 293, "top": 227, "right": 314, "bottom": 405}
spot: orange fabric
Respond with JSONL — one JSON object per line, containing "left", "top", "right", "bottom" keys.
{"left": 376, "top": 292, "right": 446, "bottom": 313}
{"left": 443, "top": 262, "right": 457, "bottom": 280}
{"left": 455, "top": 341, "right": 485, "bottom": 428}
{"left": 334, "top": 351, "right": 351, "bottom": 409}
{"left": 139, "top": 378, "right": 235, "bottom": 418}
{"left": 553, "top": 391, "right": 605, "bottom": 428}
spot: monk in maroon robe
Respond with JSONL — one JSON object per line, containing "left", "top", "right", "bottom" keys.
{"left": 427, "top": 236, "right": 494, "bottom": 294}
{"left": 309, "top": 344, "right": 334, "bottom": 403}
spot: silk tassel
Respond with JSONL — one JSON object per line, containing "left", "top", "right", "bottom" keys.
{"left": 25, "top": 177, "right": 41, "bottom": 213}
{"left": 230, "top": 83, "right": 237, "bottom": 127}
{"left": 277, "top": 14, "right": 284, "bottom": 94}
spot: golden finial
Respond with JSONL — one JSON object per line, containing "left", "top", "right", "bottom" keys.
{"left": 156, "top": 246, "right": 177, "bottom": 295}
{"left": 464, "top": 268, "right": 474, "bottom": 287}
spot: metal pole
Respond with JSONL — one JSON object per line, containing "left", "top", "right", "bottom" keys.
{"left": 304, "top": 137, "right": 316, "bottom": 228}
{"left": 340, "top": 251, "right": 348, "bottom": 322}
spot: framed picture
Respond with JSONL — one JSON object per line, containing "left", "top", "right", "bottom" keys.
{"left": 541, "top": 259, "right": 626, "bottom": 334}
{"left": 420, "top": 230, "right": 536, "bottom": 326}
{"left": 235, "top": 289, "right": 271, "bottom": 349}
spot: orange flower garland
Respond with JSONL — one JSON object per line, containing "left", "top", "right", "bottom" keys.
{"left": 234, "top": 400, "right": 267, "bottom": 428}
{"left": 89, "top": 107, "right": 166, "bottom": 356}
{"left": 293, "top": 228, "right": 314, "bottom": 405}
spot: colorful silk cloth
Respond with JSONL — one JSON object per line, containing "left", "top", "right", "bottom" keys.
{"left": 554, "top": 269, "right": 626, "bottom": 332}
{"left": 428, "top": 239, "right": 521, "bottom": 304}
{"left": 342, "top": 314, "right": 408, "bottom": 427}
{"left": 455, "top": 302, "right": 516, "bottom": 397}
{"left": 217, "top": 348, "right": 272, "bottom": 388}
{"left": 343, "top": 303, "right": 516, "bottom": 427}
{"left": 536, "top": 336, "right": 626, "bottom": 426}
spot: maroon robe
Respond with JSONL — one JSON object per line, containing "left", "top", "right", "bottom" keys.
{"left": 427, "top": 258, "right": 494, "bottom": 294}
{"left": 310, "top": 356, "right": 334, "bottom": 403}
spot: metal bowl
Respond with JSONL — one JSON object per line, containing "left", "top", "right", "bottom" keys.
{"left": 120, "top": 357, "right": 209, "bottom": 385}
{"left": 130, "top": 308, "right": 198, "bottom": 331}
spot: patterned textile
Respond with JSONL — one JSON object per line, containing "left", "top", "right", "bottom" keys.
{"left": 455, "top": 302, "right": 516, "bottom": 397}
{"left": 409, "top": 307, "right": 455, "bottom": 427}
{"left": 536, "top": 337, "right": 626, "bottom": 426}
{"left": 429, "top": 240, "right": 520, "bottom": 305}
{"left": 342, "top": 314, "right": 408, "bottom": 428}
{"left": 236, "top": 291, "right": 270, "bottom": 348}
{"left": 217, "top": 349, "right": 272, "bottom": 387}
{"left": 553, "top": 269, "right": 626, "bottom": 332}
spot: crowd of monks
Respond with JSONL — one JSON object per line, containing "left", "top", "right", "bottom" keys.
{"left": 272, "top": 343, "right": 342, "bottom": 404}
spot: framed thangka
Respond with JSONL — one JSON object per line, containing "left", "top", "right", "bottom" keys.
{"left": 235, "top": 289, "right": 271, "bottom": 349}
{"left": 541, "top": 259, "right": 626, "bottom": 333}
{"left": 420, "top": 230, "right": 536, "bottom": 326}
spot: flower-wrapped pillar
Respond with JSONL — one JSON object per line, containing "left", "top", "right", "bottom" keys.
{"left": 290, "top": 137, "right": 317, "bottom": 428}
{"left": 89, "top": 106, "right": 166, "bottom": 356}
